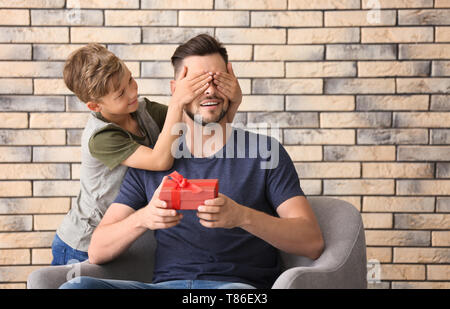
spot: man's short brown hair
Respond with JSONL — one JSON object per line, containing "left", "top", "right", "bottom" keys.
{"left": 63, "top": 43, "right": 126, "bottom": 103}
{"left": 171, "top": 34, "right": 228, "bottom": 78}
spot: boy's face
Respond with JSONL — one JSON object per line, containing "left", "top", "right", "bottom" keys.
{"left": 179, "top": 53, "right": 229, "bottom": 125}
{"left": 88, "top": 65, "right": 138, "bottom": 116}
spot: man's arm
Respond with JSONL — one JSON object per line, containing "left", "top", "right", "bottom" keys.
{"left": 88, "top": 177, "right": 182, "bottom": 265}
{"left": 197, "top": 194, "right": 324, "bottom": 260}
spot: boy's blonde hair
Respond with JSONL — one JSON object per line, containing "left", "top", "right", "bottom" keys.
{"left": 63, "top": 43, "right": 126, "bottom": 103}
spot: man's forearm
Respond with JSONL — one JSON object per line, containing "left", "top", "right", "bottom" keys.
{"left": 240, "top": 207, "right": 324, "bottom": 259}
{"left": 88, "top": 210, "right": 146, "bottom": 264}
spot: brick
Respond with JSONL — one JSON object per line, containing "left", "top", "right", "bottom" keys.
{"left": 0, "top": 129, "right": 65, "bottom": 145}
{"left": 0, "top": 44, "right": 31, "bottom": 60}
{"left": 432, "top": 231, "right": 450, "bottom": 246}
{"left": 33, "top": 180, "right": 80, "bottom": 196}
{"left": 0, "top": 96, "right": 64, "bottom": 111}
{"left": 0, "top": 61, "right": 64, "bottom": 77}
{"left": 215, "top": 0, "right": 286, "bottom": 9}
{"left": 287, "top": 62, "right": 356, "bottom": 78}
{"left": 254, "top": 45, "right": 324, "bottom": 61}
{"left": 431, "top": 95, "right": 450, "bottom": 110}
{"left": 363, "top": 163, "right": 434, "bottom": 178}
{"left": 394, "top": 248, "right": 450, "bottom": 263}
{"left": 143, "top": 27, "right": 214, "bottom": 44}
{"left": 141, "top": 62, "right": 172, "bottom": 78}
{"left": 290, "top": 0, "right": 359, "bottom": 9}
{"left": 0, "top": 215, "right": 32, "bottom": 231}
{"left": 324, "top": 145, "right": 395, "bottom": 161}
{"left": 299, "top": 180, "right": 321, "bottom": 195}
{"left": 0, "top": 79, "right": 32, "bottom": 94}
{"left": 30, "top": 113, "right": 89, "bottom": 129}
{"left": 284, "top": 146, "right": 322, "bottom": 161}
{"left": 432, "top": 129, "right": 450, "bottom": 144}
{"left": 395, "top": 214, "right": 450, "bottom": 230}
{"left": 366, "top": 230, "right": 430, "bottom": 246}
{"left": 427, "top": 265, "right": 450, "bottom": 281}
{"left": 136, "top": 79, "right": 171, "bottom": 96}
{"left": 0, "top": 249, "right": 29, "bottom": 265}
{"left": 0, "top": 164, "right": 70, "bottom": 179}
{"left": 217, "top": 28, "right": 285, "bottom": 44}
{"left": 0, "top": 27, "right": 68, "bottom": 43}
{"left": 67, "top": 0, "right": 139, "bottom": 8}
{"left": 398, "top": 146, "right": 450, "bottom": 161}
{"left": 239, "top": 96, "right": 284, "bottom": 112}
{"left": 72, "top": 164, "right": 80, "bottom": 179}
{"left": 0, "top": 147, "right": 31, "bottom": 162}
{"left": 0, "top": 9, "right": 29, "bottom": 25}
{"left": 224, "top": 45, "right": 253, "bottom": 61}
{"left": 251, "top": 11, "right": 322, "bottom": 27}
{"left": 366, "top": 247, "right": 392, "bottom": 263}
{"left": 0, "top": 181, "right": 31, "bottom": 197}
{"left": 432, "top": 61, "right": 450, "bottom": 76}
{"left": 436, "top": 27, "right": 450, "bottom": 42}
{"left": 34, "top": 79, "right": 71, "bottom": 95}
{"left": 324, "top": 179, "right": 394, "bottom": 195}
{"left": 142, "top": 0, "right": 212, "bottom": 9}
{"left": 358, "top": 61, "right": 430, "bottom": 77}
{"left": 362, "top": 27, "right": 433, "bottom": 43}
{"left": 105, "top": 10, "right": 177, "bottom": 26}
{"left": 321, "top": 112, "right": 391, "bottom": 128}
{"left": 327, "top": 44, "right": 396, "bottom": 60}
{"left": 295, "top": 162, "right": 360, "bottom": 178}
{"left": 358, "top": 129, "right": 428, "bottom": 144}
{"left": 0, "top": 0, "right": 65, "bottom": 8}
{"left": 67, "top": 129, "right": 83, "bottom": 146}
{"left": 180, "top": 11, "right": 248, "bottom": 27}
{"left": 34, "top": 214, "right": 65, "bottom": 231}
{"left": 325, "top": 78, "right": 395, "bottom": 94}
{"left": 362, "top": 0, "right": 433, "bottom": 8}
{"left": 71, "top": 27, "right": 140, "bottom": 43}
{"left": 0, "top": 266, "right": 42, "bottom": 282}
{"left": 253, "top": 79, "right": 322, "bottom": 94}
{"left": 31, "top": 9, "right": 103, "bottom": 25}
{"left": 233, "top": 62, "right": 284, "bottom": 78}
{"left": 284, "top": 129, "right": 355, "bottom": 145}
{"left": 0, "top": 113, "right": 27, "bottom": 128}
{"left": 108, "top": 45, "right": 177, "bottom": 61}
{"left": 397, "top": 180, "right": 450, "bottom": 195}
{"left": 288, "top": 28, "right": 359, "bottom": 44}
{"left": 31, "top": 248, "right": 51, "bottom": 264}
{"left": 0, "top": 232, "right": 53, "bottom": 248}
{"left": 381, "top": 264, "right": 425, "bottom": 281}
{"left": 0, "top": 197, "right": 70, "bottom": 214}
{"left": 436, "top": 0, "right": 450, "bottom": 7}
{"left": 397, "top": 78, "right": 450, "bottom": 93}
{"left": 325, "top": 10, "right": 396, "bottom": 26}
{"left": 399, "top": 44, "right": 450, "bottom": 59}
{"left": 399, "top": 9, "right": 450, "bottom": 25}
{"left": 357, "top": 95, "right": 429, "bottom": 111}
{"left": 437, "top": 197, "right": 450, "bottom": 212}
{"left": 32, "top": 44, "right": 87, "bottom": 60}
{"left": 363, "top": 196, "right": 435, "bottom": 212}
{"left": 437, "top": 162, "right": 450, "bottom": 177}
{"left": 286, "top": 95, "right": 354, "bottom": 111}
{"left": 392, "top": 281, "right": 450, "bottom": 289}
{"left": 394, "top": 112, "right": 450, "bottom": 128}
{"left": 33, "top": 147, "right": 81, "bottom": 163}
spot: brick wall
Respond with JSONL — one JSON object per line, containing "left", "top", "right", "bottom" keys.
{"left": 0, "top": 0, "right": 449, "bottom": 289}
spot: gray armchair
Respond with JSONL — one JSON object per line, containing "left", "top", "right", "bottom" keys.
{"left": 27, "top": 197, "right": 367, "bottom": 289}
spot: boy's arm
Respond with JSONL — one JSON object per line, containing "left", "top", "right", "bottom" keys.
{"left": 213, "top": 62, "right": 242, "bottom": 124}
{"left": 121, "top": 68, "right": 213, "bottom": 171}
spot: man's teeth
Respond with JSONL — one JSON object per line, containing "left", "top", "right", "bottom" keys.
{"left": 201, "top": 102, "right": 219, "bottom": 106}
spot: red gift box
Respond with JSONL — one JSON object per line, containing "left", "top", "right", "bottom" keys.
{"left": 159, "top": 171, "right": 219, "bottom": 210}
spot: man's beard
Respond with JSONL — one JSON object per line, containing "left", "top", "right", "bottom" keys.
{"left": 185, "top": 100, "right": 228, "bottom": 126}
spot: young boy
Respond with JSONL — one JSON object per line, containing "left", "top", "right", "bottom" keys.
{"left": 52, "top": 42, "right": 241, "bottom": 265}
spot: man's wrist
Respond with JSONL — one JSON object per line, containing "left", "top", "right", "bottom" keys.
{"left": 238, "top": 204, "right": 253, "bottom": 229}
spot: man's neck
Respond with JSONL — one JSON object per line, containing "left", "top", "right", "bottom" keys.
{"left": 183, "top": 113, "right": 232, "bottom": 158}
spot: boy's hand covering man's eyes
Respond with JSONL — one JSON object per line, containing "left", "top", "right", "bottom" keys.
{"left": 213, "top": 63, "right": 242, "bottom": 106}
{"left": 171, "top": 66, "right": 213, "bottom": 107}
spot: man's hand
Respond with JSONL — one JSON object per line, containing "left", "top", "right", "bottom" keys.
{"left": 170, "top": 66, "right": 213, "bottom": 108}
{"left": 138, "top": 176, "right": 183, "bottom": 230}
{"left": 196, "top": 193, "right": 247, "bottom": 229}
{"left": 213, "top": 62, "right": 242, "bottom": 106}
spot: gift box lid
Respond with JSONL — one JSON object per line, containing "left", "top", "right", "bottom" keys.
{"left": 160, "top": 178, "right": 219, "bottom": 201}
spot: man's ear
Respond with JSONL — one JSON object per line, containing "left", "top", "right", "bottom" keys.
{"left": 86, "top": 101, "right": 101, "bottom": 112}
{"left": 170, "top": 79, "right": 176, "bottom": 95}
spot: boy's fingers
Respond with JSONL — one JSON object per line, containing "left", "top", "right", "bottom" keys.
{"left": 189, "top": 71, "right": 211, "bottom": 83}
{"left": 227, "top": 62, "right": 235, "bottom": 77}
{"left": 176, "top": 66, "right": 187, "bottom": 81}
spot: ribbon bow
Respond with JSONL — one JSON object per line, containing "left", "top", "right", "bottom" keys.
{"left": 168, "top": 171, "right": 202, "bottom": 209}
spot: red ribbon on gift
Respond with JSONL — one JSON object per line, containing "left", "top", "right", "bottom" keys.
{"left": 168, "top": 171, "right": 203, "bottom": 210}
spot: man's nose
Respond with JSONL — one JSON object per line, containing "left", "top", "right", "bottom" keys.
{"left": 205, "top": 81, "right": 217, "bottom": 96}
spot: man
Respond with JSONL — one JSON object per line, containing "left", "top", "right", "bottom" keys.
{"left": 60, "top": 34, "right": 324, "bottom": 289}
